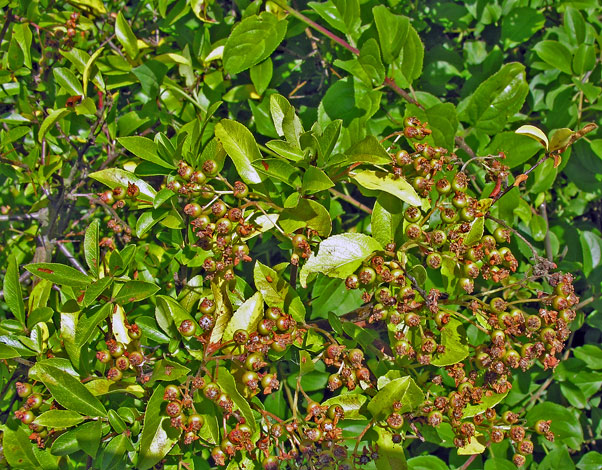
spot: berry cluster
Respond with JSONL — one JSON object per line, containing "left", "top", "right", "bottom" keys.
{"left": 96, "top": 325, "right": 146, "bottom": 382}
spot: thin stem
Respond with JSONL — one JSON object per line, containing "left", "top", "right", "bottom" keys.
{"left": 0, "top": 212, "right": 40, "bottom": 222}
{"left": 486, "top": 215, "right": 540, "bottom": 261}
{"left": 328, "top": 188, "right": 372, "bottom": 215}
{"left": 58, "top": 243, "right": 87, "bottom": 275}
{"left": 539, "top": 202, "right": 553, "bottom": 262}
{"left": 492, "top": 153, "right": 549, "bottom": 204}
{"left": 272, "top": 1, "right": 421, "bottom": 107}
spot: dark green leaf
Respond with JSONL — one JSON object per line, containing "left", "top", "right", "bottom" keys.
{"left": 279, "top": 198, "right": 332, "bottom": 237}
{"left": 254, "top": 261, "right": 306, "bottom": 322}
{"left": 368, "top": 375, "right": 424, "bottom": 419}
{"left": 501, "top": 8, "right": 545, "bottom": 49}
{"left": 34, "top": 410, "right": 84, "bottom": 428}
{"left": 577, "top": 452, "right": 602, "bottom": 470}
{"left": 115, "top": 12, "right": 138, "bottom": 59}
{"left": 534, "top": 40, "right": 573, "bottom": 75}
{"left": 223, "top": 12, "right": 287, "bottom": 75}
{"left": 148, "top": 359, "right": 191, "bottom": 384}
{"left": 4, "top": 255, "right": 25, "bottom": 328}
{"left": 459, "top": 62, "right": 528, "bottom": 133}
{"left": 38, "top": 109, "right": 70, "bottom": 143}
{"left": 53, "top": 68, "right": 84, "bottom": 96}
{"left": 302, "top": 167, "right": 334, "bottom": 194}
{"left": 217, "top": 368, "right": 256, "bottom": 432}
{"left": 25, "top": 263, "right": 92, "bottom": 287}
{"left": 83, "top": 220, "right": 100, "bottom": 278}
{"left": 527, "top": 402, "right": 583, "bottom": 448}
{"left": 345, "top": 136, "right": 391, "bottom": 165}
{"left": 431, "top": 319, "right": 469, "bottom": 367}
{"left": 372, "top": 6, "right": 409, "bottom": 64}
{"left": 118, "top": 136, "right": 176, "bottom": 169}
{"left": 215, "top": 119, "right": 264, "bottom": 184}
{"left": 2, "top": 425, "right": 40, "bottom": 468}
{"left": 138, "top": 384, "right": 181, "bottom": 470}
{"left": 113, "top": 281, "right": 160, "bottom": 303}
{"left": 29, "top": 362, "right": 107, "bottom": 417}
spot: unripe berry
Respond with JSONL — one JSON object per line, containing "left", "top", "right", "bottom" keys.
{"left": 166, "top": 401, "right": 182, "bottom": 418}
{"left": 179, "top": 319, "right": 197, "bottom": 337}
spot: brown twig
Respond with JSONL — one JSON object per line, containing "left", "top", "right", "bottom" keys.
{"left": 328, "top": 188, "right": 372, "bottom": 215}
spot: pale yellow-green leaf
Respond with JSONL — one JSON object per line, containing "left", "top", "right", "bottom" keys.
{"left": 515, "top": 125, "right": 548, "bottom": 150}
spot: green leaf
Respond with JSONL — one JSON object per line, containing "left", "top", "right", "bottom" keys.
{"left": 564, "top": 7, "right": 585, "bottom": 44}
{"left": 84, "top": 220, "right": 100, "bottom": 278}
{"left": 580, "top": 231, "right": 602, "bottom": 277}
{"left": 459, "top": 62, "right": 528, "bottom": 134}
{"left": 335, "top": 39, "right": 385, "bottom": 87}
{"left": 217, "top": 368, "right": 256, "bottom": 432}
{"left": 573, "top": 345, "right": 602, "bottom": 369}
{"left": 368, "top": 376, "right": 424, "bottom": 419}
{"left": 38, "top": 108, "right": 70, "bottom": 143}
{"left": 82, "top": 46, "right": 104, "bottom": 98}
{"left": 102, "top": 434, "right": 132, "bottom": 468}
{"left": 115, "top": 12, "right": 139, "bottom": 60}
{"left": 534, "top": 40, "right": 573, "bottom": 75}
{"left": 138, "top": 384, "right": 181, "bottom": 470}
{"left": 74, "top": 303, "right": 111, "bottom": 353}
{"left": 148, "top": 359, "right": 191, "bottom": 384}
{"left": 34, "top": 410, "right": 84, "bottom": 428}
{"left": 550, "top": 128, "right": 575, "bottom": 152}
{"left": 539, "top": 446, "right": 576, "bottom": 470}
{"left": 113, "top": 281, "right": 160, "bottom": 303}
{"left": 372, "top": 6, "right": 409, "bottom": 64}
{"left": 29, "top": 362, "right": 107, "bottom": 417}
{"left": 407, "top": 456, "right": 448, "bottom": 470}
{"left": 25, "top": 263, "right": 92, "bottom": 287}
{"left": 345, "top": 136, "right": 392, "bottom": 165}
{"left": 4, "top": 255, "right": 25, "bottom": 328}
{"left": 500, "top": 7, "right": 545, "bottom": 49}
{"left": 89, "top": 168, "right": 156, "bottom": 203}
{"left": 279, "top": 198, "right": 332, "bottom": 237}
{"left": 222, "top": 291, "right": 264, "bottom": 342}
{"left": 463, "top": 392, "right": 508, "bottom": 418}
{"left": 0, "top": 343, "right": 20, "bottom": 359}
{"left": 2, "top": 425, "right": 40, "bottom": 468}
{"left": 302, "top": 166, "right": 334, "bottom": 194}
{"left": 215, "top": 119, "right": 264, "bottom": 184}
{"left": 12, "top": 23, "right": 32, "bottom": 69}
{"left": 400, "top": 24, "right": 424, "bottom": 84}
{"left": 250, "top": 58, "right": 273, "bottom": 96}
{"left": 464, "top": 217, "right": 484, "bottom": 246}
{"left": 484, "top": 458, "right": 516, "bottom": 470}
{"left": 118, "top": 136, "right": 176, "bottom": 169}
{"left": 485, "top": 131, "right": 543, "bottom": 168}
{"left": 529, "top": 214, "right": 547, "bottom": 242}
{"left": 371, "top": 195, "right": 403, "bottom": 247}
{"left": 352, "top": 169, "right": 421, "bottom": 206}
{"left": 156, "top": 295, "right": 196, "bottom": 337}
{"left": 52, "top": 68, "right": 84, "bottom": 96}
{"left": 223, "top": 12, "right": 287, "bottom": 75}
{"left": 375, "top": 426, "right": 407, "bottom": 470}
{"left": 515, "top": 125, "right": 549, "bottom": 150}
{"left": 527, "top": 402, "right": 583, "bottom": 448}
{"left": 322, "top": 393, "right": 367, "bottom": 420}
{"left": 431, "top": 319, "right": 470, "bottom": 367}
{"left": 577, "top": 452, "right": 602, "bottom": 470}
{"left": 300, "top": 233, "right": 382, "bottom": 288}
{"left": 253, "top": 261, "right": 306, "bottom": 322}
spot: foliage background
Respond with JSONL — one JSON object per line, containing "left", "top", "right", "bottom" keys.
{"left": 0, "top": 0, "right": 601, "bottom": 469}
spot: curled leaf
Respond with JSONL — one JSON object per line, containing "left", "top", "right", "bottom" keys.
{"left": 515, "top": 124, "right": 549, "bottom": 150}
